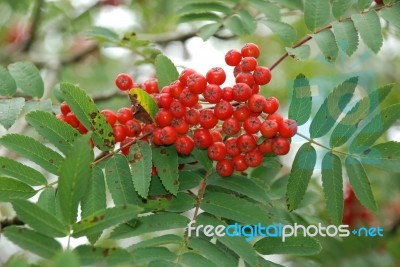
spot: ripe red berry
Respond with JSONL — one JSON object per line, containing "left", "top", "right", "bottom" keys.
{"left": 211, "top": 130, "right": 223, "bottom": 142}
{"left": 240, "top": 57, "right": 257, "bottom": 72}
{"left": 225, "top": 49, "right": 242, "bottom": 66}
{"left": 233, "top": 65, "right": 242, "bottom": 77}
{"left": 203, "top": 84, "right": 222, "bottom": 104}
{"left": 267, "top": 113, "right": 284, "bottom": 126}
{"left": 66, "top": 112, "right": 80, "bottom": 128}
{"left": 260, "top": 120, "right": 279, "bottom": 138}
{"left": 216, "top": 159, "right": 234, "bottom": 177}
{"left": 160, "top": 126, "right": 178, "bottom": 145}
{"left": 170, "top": 100, "right": 186, "bottom": 118}
{"left": 199, "top": 109, "right": 218, "bottom": 129}
{"left": 207, "top": 142, "right": 227, "bottom": 161}
{"left": 125, "top": 119, "right": 142, "bottom": 137}
{"left": 235, "top": 72, "right": 255, "bottom": 87}
{"left": 252, "top": 84, "right": 260, "bottom": 94}
{"left": 115, "top": 73, "right": 134, "bottom": 91}
{"left": 244, "top": 149, "right": 263, "bottom": 167}
{"left": 222, "top": 117, "right": 241, "bottom": 136}
{"left": 248, "top": 94, "right": 266, "bottom": 113}
{"left": 56, "top": 114, "right": 67, "bottom": 123}
{"left": 233, "top": 105, "right": 251, "bottom": 122}
{"left": 243, "top": 116, "right": 261, "bottom": 134}
{"left": 152, "top": 127, "right": 163, "bottom": 146}
{"left": 214, "top": 100, "right": 234, "bottom": 120}
{"left": 232, "top": 154, "right": 248, "bottom": 171}
{"left": 117, "top": 107, "right": 133, "bottom": 124}
{"left": 77, "top": 123, "right": 87, "bottom": 134}
{"left": 225, "top": 137, "right": 240, "bottom": 156}
{"left": 187, "top": 73, "right": 207, "bottom": 94}
{"left": 179, "top": 88, "right": 199, "bottom": 108}
{"left": 158, "top": 93, "right": 173, "bottom": 108}
{"left": 155, "top": 108, "right": 173, "bottom": 127}
{"left": 174, "top": 135, "right": 195, "bottom": 155}
{"left": 222, "top": 87, "right": 234, "bottom": 102}
{"left": 60, "top": 102, "right": 71, "bottom": 115}
{"left": 101, "top": 109, "right": 117, "bottom": 126}
{"left": 263, "top": 97, "right": 279, "bottom": 114}
{"left": 161, "top": 85, "right": 171, "bottom": 94}
{"left": 142, "top": 124, "right": 156, "bottom": 135}
{"left": 171, "top": 117, "right": 189, "bottom": 134}
{"left": 237, "top": 133, "right": 257, "bottom": 153}
{"left": 193, "top": 128, "right": 213, "bottom": 149}
{"left": 253, "top": 66, "right": 272, "bottom": 85}
{"left": 279, "top": 119, "right": 298, "bottom": 138}
{"left": 241, "top": 43, "right": 260, "bottom": 58}
{"left": 179, "top": 68, "right": 196, "bottom": 86}
{"left": 121, "top": 137, "right": 134, "bottom": 155}
{"left": 232, "top": 83, "right": 252, "bottom": 102}
{"left": 259, "top": 139, "right": 273, "bottom": 154}
{"left": 169, "top": 80, "right": 185, "bottom": 99}
{"left": 143, "top": 78, "right": 159, "bottom": 94}
{"left": 206, "top": 67, "right": 226, "bottom": 85}
{"left": 185, "top": 108, "right": 200, "bottom": 125}
{"left": 113, "top": 124, "right": 127, "bottom": 142}
{"left": 272, "top": 137, "right": 290, "bottom": 155}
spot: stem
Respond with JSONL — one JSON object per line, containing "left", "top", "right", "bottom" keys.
{"left": 296, "top": 132, "right": 348, "bottom": 156}
{"left": 192, "top": 172, "right": 210, "bottom": 222}
{"left": 22, "top": 0, "right": 45, "bottom": 52}
{"left": 35, "top": 180, "right": 58, "bottom": 193}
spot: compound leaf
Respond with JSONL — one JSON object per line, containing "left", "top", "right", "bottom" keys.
{"left": 130, "top": 141, "right": 152, "bottom": 198}
{"left": 8, "top": 61, "right": 44, "bottom": 98}
{"left": 332, "top": 20, "right": 359, "bottom": 56}
{"left": 304, "top": 0, "right": 331, "bottom": 32}
{"left": 288, "top": 74, "right": 312, "bottom": 125}
{"left": 0, "top": 65, "right": 17, "bottom": 96}
{"left": 0, "top": 177, "right": 36, "bottom": 201}
{"left": 254, "top": 236, "right": 322, "bottom": 255}
{"left": 0, "top": 98, "right": 24, "bottom": 129}
{"left": 152, "top": 145, "right": 179, "bottom": 195}
{"left": 352, "top": 11, "right": 383, "bottom": 53}
{"left": 155, "top": 54, "right": 179, "bottom": 89}
{"left": 0, "top": 157, "right": 46, "bottom": 186}
{"left": 313, "top": 29, "right": 339, "bottom": 62}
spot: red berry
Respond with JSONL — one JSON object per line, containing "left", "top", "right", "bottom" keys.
{"left": 241, "top": 43, "right": 260, "bottom": 58}
{"left": 143, "top": 78, "right": 159, "bottom": 94}
{"left": 66, "top": 112, "right": 80, "bottom": 128}
{"left": 187, "top": 73, "right": 207, "bottom": 94}
{"left": 121, "top": 137, "right": 134, "bottom": 156}
{"left": 222, "top": 87, "right": 234, "bottom": 102}
{"left": 211, "top": 130, "right": 223, "bottom": 142}
{"left": 152, "top": 127, "right": 163, "bottom": 146}
{"left": 263, "top": 97, "right": 279, "bottom": 114}
{"left": 222, "top": 117, "right": 241, "bottom": 136}
{"left": 101, "top": 109, "right": 117, "bottom": 126}
{"left": 142, "top": 124, "right": 156, "bottom": 135}
{"left": 115, "top": 73, "right": 134, "bottom": 91}
{"left": 279, "top": 119, "right": 298, "bottom": 138}
{"left": 203, "top": 84, "right": 222, "bottom": 104}
{"left": 207, "top": 142, "right": 226, "bottom": 161}
{"left": 235, "top": 72, "right": 255, "bottom": 87}
{"left": 272, "top": 137, "right": 290, "bottom": 155}
{"left": 243, "top": 116, "right": 261, "bottom": 134}
{"left": 225, "top": 137, "right": 240, "bottom": 156}
{"left": 267, "top": 113, "right": 284, "bottom": 126}
{"left": 237, "top": 133, "right": 257, "bottom": 153}
{"left": 206, "top": 67, "right": 226, "bottom": 85}
{"left": 78, "top": 123, "right": 88, "bottom": 134}
{"left": 225, "top": 49, "right": 242, "bottom": 66}
{"left": 240, "top": 57, "right": 257, "bottom": 72}
{"left": 252, "top": 84, "right": 260, "bottom": 94}
{"left": 193, "top": 128, "right": 213, "bottom": 149}
{"left": 248, "top": 94, "right": 266, "bottom": 113}
{"left": 113, "top": 124, "right": 127, "bottom": 142}
{"left": 171, "top": 117, "right": 189, "bottom": 134}
{"left": 117, "top": 107, "right": 133, "bottom": 124}
{"left": 253, "top": 66, "right": 272, "bottom": 85}
{"left": 233, "top": 154, "right": 248, "bottom": 171}
{"left": 170, "top": 100, "right": 186, "bottom": 118}
{"left": 60, "top": 102, "right": 71, "bottom": 115}
{"left": 179, "top": 88, "right": 199, "bottom": 108}
{"left": 56, "top": 114, "right": 67, "bottom": 123}
{"left": 160, "top": 126, "right": 178, "bottom": 145}
{"left": 232, "top": 83, "right": 252, "bottom": 102}
{"left": 179, "top": 68, "right": 196, "bottom": 86}
{"left": 244, "top": 149, "right": 263, "bottom": 167}
{"left": 233, "top": 105, "right": 251, "bottom": 122}
{"left": 214, "top": 100, "right": 234, "bottom": 120}
{"left": 161, "top": 85, "right": 171, "bottom": 94}
{"left": 259, "top": 139, "right": 273, "bottom": 154}
{"left": 216, "top": 159, "right": 234, "bottom": 177}
{"left": 158, "top": 93, "right": 173, "bottom": 108}
{"left": 185, "top": 108, "right": 200, "bottom": 125}
{"left": 199, "top": 109, "right": 218, "bottom": 129}
{"left": 155, "top": 108, "right": 173, "bottom": 127}
{"left": 169, "top": 80, "right": 185, "bottom": 99}
{"left": 174, "top": 135, "right": 195, "bottom": 155}
{"left": 260, "top": 120, "right": 279, "bottom": 138}
{"left": 125, "top": 119, "right": 142, "bottom": 137}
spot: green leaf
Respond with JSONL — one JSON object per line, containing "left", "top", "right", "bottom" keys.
{"left": 179, "top": 170, "right": 203, "bottom": 191}
{"left": 181, "top": 252, "right": 218, "bottom": 267}
{"left": 178, "top": 2, "right": 231, "bottom": 15}
{"left": 72, "top": 205, "right": 142, "bottom": 238}
{"left": 321, "top": 152, "right": 343, "bottom": 225}
{"left": 380, "top": 3, "right": 400, "bottom": 29}
{"left": 352, "top": 11, "right": 383, "bottom": 53}
{"left": 4, "top": 255, "right": 29, "bottom": 267}
{"left": 179, "top": 13, "right": 222, "bottom": 23}
{"left": 105, "top": 154, "right": 139, "bottom": 206}
{"left": 0, "top": 98, "right": 24, "bottom": 129}
{"left": 350, "top": 103, "right": 400, "bottom": 152}
{"left": 359, "top": 141, "right": 400, "bottom": 173}
{"left": 130, "top": 234, "right": 183, "bottom": 249}
{"left": 0, "top": 177, "right": 36, "bottom": 201}
{"left": 286, "top": 142, "right": 317, "bottom": 211}
{"left": 129, "top": 141, "right": 152, "bottom": 198}
{"left": 254, "top": 236, "right": 322, "bottom": 255}
{"left": 8, "top": 61, "right": 44, "bottom": 98}
{"left": 345, "top": 156, "right": 377, "bottom": 211}
{"left": 313, "top": 29, "right": 339, "bottom": 62}
{"left": 58, "top": 134, "right": 93, "bottom": 225}
{"left": 192, "top": 147, "right": 213, "bottom": 172}
{"left": 250, "top": 0, "right": 281, "bottom": 21}
{"left": 128, "top": 89, "right": 158, "bottom": 123}
{"left": 288, "top": 73, "right": 312, "bottom": 125}
{"left": 330, "top": 84, "right": 392, "bottom": 147}
{"left": 304, "top": 0, "right": 331, "bottom": 32}
{"left": 358, "top": 0, "right": 373, "bottom": 10}
{"left": 37, "top": 187, "right": 60, "bottom": 216}
{"left": 81, "top": 167, "right": 107, "bottom": 218}
{"left": 74, "top": 245, "right": 133, "bottom": 266}
{"left": 263, "top": 20, "right": 297, "bottom": 46}
{"left": 131, "top": 247, "right": 176, "bottom": 265}
{"left": 0, "top": 65, "right": 17, "bottom": 96}
{"left": 152, "top": 145, "right": 179, "bottom": 195}
{"left": 332, "top": 0, "right": 355, "bottom": 18}
{"left": 309, "top": 77, "right": 358, "bottom": 138}
{"left": 332, "top": 20, "right": 359, "bottom": 56}
{"left": 23, "top": 99, "right": 52, "bottom": 113}
{"left": 3, "top": 226, "right": 62, "bottom": 259}
{"left": 275, "top": 0, "right": 304, "bottom": 10}
{"left": 225, "top": 15, "right": 247, "bottom": 35}
{"left": 141, "top": 192, "right": 196, "bottom": 212}
{"left": 188, "top": 237, "right": 237, "bottom": 267}
{"left": 148, "top": 260, "right": 180, "bottom": 267}
{"left": 52, "top": 250, "right": 80, "bottom": 267}
{"left": 12, "top": 199, "right": 67, "bottom": 237}
{"left": 110, "top": 213, "right": 188, "bottom": 239}
{"left": 60, "top": 83, "right": 114, "bottom": 151}
{"left": 198, "top": 22, "right": 221, "bottom": 40}
{"left": 26, "top": 110, "right": 80, "bottom": 155}
{"left": 0, "top": 134, "right": 63, "bottom": 174}
{"left": 85, "top": 26, "right": 120, "bottom": 43}
{"left": 155, "top": 54, "right": 179, "bottom": 89}
{"left": 201, "top": 192, "right": 272, "bottom": 225}
{"left": 0, "top": 157, "right": 46, "bottom": 186}
{"left": 285, "top": 45, "right": 311, "bottom": 61}
{"left": 237, "top": 9, "right": 257, "bottom": 34}
{"left": 207, "top": 173, "right": 267, "bottom": 203}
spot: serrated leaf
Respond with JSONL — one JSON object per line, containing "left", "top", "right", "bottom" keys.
{"left": 72, "top": 205, "right": 142, "bottom": 238}
{"left": 304, "top": 0, "right": 331, "bottom": 32}
{"left": 148, "top": 260, "right": 180, "bottom": 267}
{"left": 8, "top": 61, "right": 44, "bottom": 98}
{"left": 207, "top": 173, "right": 267, "bottom": 203}
{"left": 350, "top": 103, "right": 400, "bottom": 152}
{"left": 188, "top": 237, "right": 237, "bottom": 267}
{"left": 0, "top": 177, "right": 36, "bottom": 201}
{"left": 254, "top": 236, "right": 322, "bottom": 255}
{"left": 110, "top": 213, "right": 188, "bottom": 239}
{"left": 358, "top": 141, "right": 400, "bottom": 173}
{"left": 286, "top": 143, "right": 317, "bottom": 211}
{"left": 0, "top": 98, "right": 24, "bottom": 129}
{"left": 181, "top": 252, "right": 218, "bottom": 267}
{"left": 286, "top": 45, "right": 311, "bottom": 61}
{"left": 130, "top": 234, "right": 182, "bottom": 250}
{"left": 238, "top": 9, "right": 257, "bottom": 34}
{"left": 313, "top": 29, "right": 339, "bottom": 62}
{"left": 0, "top": 65, "right": 17, "bottom": 96}
{"left": 3, "top": 226, "right": 62, "bottom": 259}
{"left": 155, "top": 54, "right": 179, "bottom": 89}
{"left": 358, "top": 0, "right": 373, "bottom": 10}
{"left": 23, "top": 99, "right": 52, "bottom": 113}
{"left": 321, "top": 152, "right": 343, "bottom": 225}
{"left": 250, "top": 0, "right": 281, "bottom": 21}
{"left": 201, "top": 192, "right": 272, "bottom": 225}
{"left": 288, "top": 74, "right": 312, "bottom": 125}
{"left": 12, "top": 199, "right": 67, "bottom": 237}
{"left": 105, "top": 154, "right": 139, "bottom": 206}
{"left": 179, "top": 170, "right": 203, "bottom": 191}
{"left": 141, "top": 192, "right": 196, "bottom": 212}
{"left": 131, "top": 247, "right": 176, "bottom": 265}
{"left": 37, "top": 187, "right": 60, "bottom": 216}
{"left": 332, "top": 20, "right": 359, "bottom": 57}
{"left": 81, "top": 167, "right": 106, "bottom": 218}
{"left": 26, "top": 110, "right": 80, "bottom": 155}
{"left": 352, "top": 11, "right": 383, "bottom": 53}
{"left": 128, "top": 89, "right": 158, "bottom": 123}
{"left": 0, "top": 134, "right": 63, "bottom": 174}
{"left": 52, "top": 250, "right": 80, "bottom": 267}
{"left": 178, "top": 2, "right": 231, "bottom": 16}
{"left": 192, "top": 147, "right": 213, "bottom": 172}
{"left": 225, "top": 15, "right": 247, "bottom": 35}
{"left": 152, "top": 145, "right": 179, "bottom": 195}
{"left": 309, "top": 77, "right": 358, "bottom": 138}
{"left": 129, "top": 140, "right": 152, "bottom": 198}
{"left": 380, "top": 3, "right": 400, "bottom": 29}
{"left": 60, "top": 83, "right": 114, "bottom": 151}
{"left": 345, "top": 156, "right": 377, "bottom": 211}
{"left": 0, "top": 157, "right": 46, "bottom": 186}
{"left": 85, "top": 26, "right": 120, "bottom": 43}
{"left": 263, "top": 20, "right": 297, "bottom": 46}
{"left": 179, "top": 12, "right": 222, "bottom": 23}
{"left": 74, "top": 245, "right": 133, "bottom": 266}
{"left": 332, "top": 0, "right": 355, "bottom": 18}
{"left": 198, "top": 22, "right": 221, "bottom": 40}
{"left": 330, "top": 84, "right": 392, "bottom": 147}
{"left": 58, "top": 134, "right": 93, "bottom": 225}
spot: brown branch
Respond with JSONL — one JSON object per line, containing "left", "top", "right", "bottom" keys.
{"left": 22, "top": 0, "right": 45, "bottom": 52}
{"left": 192, "top": 172, "right": 210, "bottom": 222}
{"left": 0, "top": 217, "right": 24, "bottom": 232}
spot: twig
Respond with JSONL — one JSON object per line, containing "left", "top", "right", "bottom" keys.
{"left": 22, "top": 0, "right": 45, "bottom": 52}
{"left": 192, "top": 172, "right": 210, "bottom": 221}
{"left": 0, "top": 217, "right": 25, "bottom": 231}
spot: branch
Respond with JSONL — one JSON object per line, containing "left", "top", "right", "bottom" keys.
{"left": 22, "top": 0, "right": 45, "bottom": 52}
{"left": 0, "top": 217, "right": 24, "bottom": 232}
{"left": 192, "top": 172, "right": 210, "bottom": 222}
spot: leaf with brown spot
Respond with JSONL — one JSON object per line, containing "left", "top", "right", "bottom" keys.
{"left": 152, "top": 145, "right": 179, "bottom": 195}
{"left": 74, "top": 245, "right": 133, "bottom": 266}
